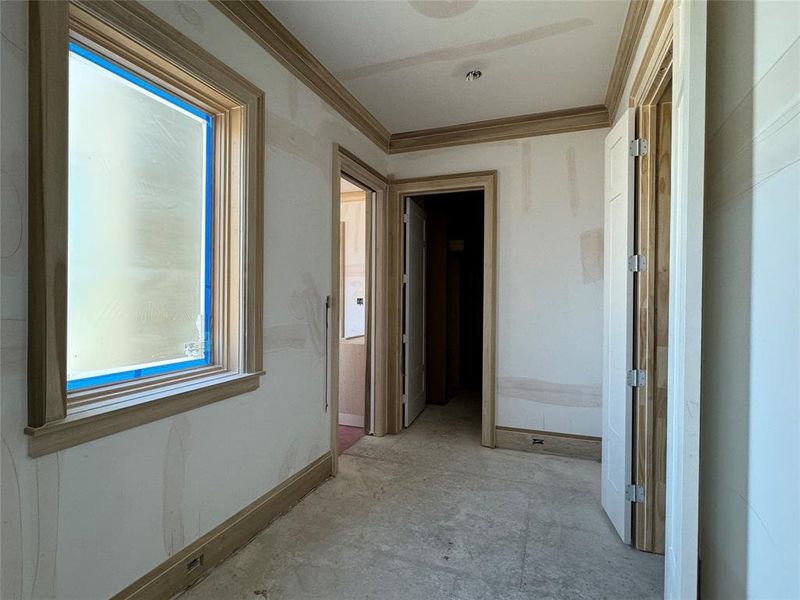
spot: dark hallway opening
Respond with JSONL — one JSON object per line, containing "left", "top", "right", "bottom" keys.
{"left": 419, "top": 190, "right": 484, "bottom": 408}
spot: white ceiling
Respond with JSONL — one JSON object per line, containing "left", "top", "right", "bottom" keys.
{"left": 265, "top": 0, "right": 629, "bottom": 132}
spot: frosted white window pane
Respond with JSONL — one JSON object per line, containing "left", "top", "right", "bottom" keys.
{"left": 67, "top": 47, "right": 210, "bottom": 387}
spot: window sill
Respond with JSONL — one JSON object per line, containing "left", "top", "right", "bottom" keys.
{"left": 25, "top": 370, "right": 263, "bottom": 457}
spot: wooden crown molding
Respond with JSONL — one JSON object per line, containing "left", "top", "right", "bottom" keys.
{"left": 214, "top": 1, "right": 619, "bottom": 154}
{"left": 605, "top": 0, "right": 654, "bottom": 118}
{"left": 629, "top": 0, "right": 673, "bottom": 107}
{"left": 211, "top": 0, "right": 391, "bottom": 150}
{"left": 387, "top": 105, "right": 610, "bottom": 154}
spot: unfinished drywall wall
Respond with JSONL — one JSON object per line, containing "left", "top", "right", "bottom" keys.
{"left": 700, "top": 2, "right": 799, "bottom": 598}
{"left": 0, "top": 1, "right": 386, "bottom": 597}
{"left": 389, "top": 130, "right": 606, "bottom": 437}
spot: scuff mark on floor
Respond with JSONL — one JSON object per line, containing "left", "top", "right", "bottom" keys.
{"left": 579, "top": 228, "right": 604, "bottom": 283}
{"left": 498, "top": 376, "right": 601, "bottom": 407}
{"left": 566, "top": 146, "right": 580, "bottom": 216}
{"left": 1, "top": 439, "right": 23, "bottom": 600}
{"left": 289, "top": 273, "right": 325, "bottom": 359}
{"left": 32, "top": 453, "right": 60, "bottom": 600}
{"left": 163, "top": 415, "right": 190, "bottom": 556}
{"left": 336, "top": 18, "right": 593, "bottom": 81}
{"left": 521, "top": 141, "right": 533, "bottom": 213}
{"left": 264, "top": 324, "right": 307, "bottom": 353}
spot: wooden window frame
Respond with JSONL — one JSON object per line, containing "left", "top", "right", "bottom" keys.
{"left": 26, "top": 0, "right": 265, "bottom": 457}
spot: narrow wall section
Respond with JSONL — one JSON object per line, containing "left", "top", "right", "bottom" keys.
{"left": 701, "top": 1, "right": 800, "bottom": 598}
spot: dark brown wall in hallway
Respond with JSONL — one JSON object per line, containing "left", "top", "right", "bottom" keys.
{"left": 422, "top": 191, "right": 484, "bottom": 405}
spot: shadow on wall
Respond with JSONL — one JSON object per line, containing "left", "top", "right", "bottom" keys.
{"left": 700, "top": 1, "right": 753, "bottom": 596}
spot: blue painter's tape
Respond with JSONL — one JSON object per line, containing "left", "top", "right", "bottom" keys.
{"left": 66, "top": 358, "right": 209, "bottom": 391}
{"left": 69, "top": 41, "right": 211, "bottom": 121}
{"left": 67, "top": 43, "right": 215, "bottom": 392}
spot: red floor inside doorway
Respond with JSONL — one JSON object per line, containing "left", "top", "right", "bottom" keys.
{"left": 337, "top": 425, "right": 365, "bottom": 454}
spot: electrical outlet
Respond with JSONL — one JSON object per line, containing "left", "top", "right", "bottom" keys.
{"left": 187, "top": 554, "right": 204, "bottom": 573}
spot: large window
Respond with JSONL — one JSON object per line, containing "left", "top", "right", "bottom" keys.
{"left": 26, "top": 1, "right": 264, "bottom": 456}
{"left": 67, "top": 43, "right": 213, "bottom": 390}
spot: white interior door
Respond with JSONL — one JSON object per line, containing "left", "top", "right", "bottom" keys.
{"left": 403, "top": 198, "right": 426, "bottom": 426}
{"left": 665, "top": 1, "right": 706, "bottom": 597}
{"left": 601, "top": 108, "right": 635, "bottom": 543}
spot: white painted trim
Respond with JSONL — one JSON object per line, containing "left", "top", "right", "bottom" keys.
{"left": 338, "top": 413, "right": 365, "bottom": 428}
{"left": 664, "top": 1, "right": 706, "bottom": 598}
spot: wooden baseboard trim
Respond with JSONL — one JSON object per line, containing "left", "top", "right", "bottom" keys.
{"left": 496, "top": 426, "right": 601, "bottom": 461}
{"left": 112, "top": 451, "right": 333, "bottom": 600}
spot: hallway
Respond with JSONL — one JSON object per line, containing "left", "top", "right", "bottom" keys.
{"left": 182, "top": 395, "right": 663, "bottom": 599}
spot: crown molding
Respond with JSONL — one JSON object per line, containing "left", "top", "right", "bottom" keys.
{"left": 387, "top": 105, "right": 610, "bottom": 154}
{"left": 211, "top": 0, "right": 391, "bottom": 150}
{"left": 214, "top": 1, "right": 617, "bottom": 155}
{"left": 629, "top": 0, "right": 673, "bottom": 107}
{"left": 605, "top": 0, "right": 654, "bottom": 118}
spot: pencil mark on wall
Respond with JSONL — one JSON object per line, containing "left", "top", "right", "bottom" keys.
{"left": 265, "top": 325, "right": 307, "bottom": 353}
{"left": 268, "top": 113, "right": 328, "bottom": 177}
{"left": 498, "top": 376, "right": 601, "bottom": 407}
{"left": 1, "top": 170, "right": 23, "bottom": 259}
{"left": 289, "top": 273, "right": 326, "bottom": 358}
{"left": 337, "top": 18, "right": 593, "bottom": 81}
{"left": 566, "top": 147, "right": 580, "bottom": 216}
{"left": 580, "top": 228, "right": 604, "bottom": 283}
{"left": 279, "top": 439, "right": 299, "bottom": 481}
{"left": 163, "top": 415, "right": 190, "bottom": 556}
{"left": 408, "top": 0, "right": 478, "bottom": 19}
{"left": 0, "top": 0, "right": 26, "bottom": 54}
{"left": 521, "top": 141, "right": 533, "bottom": 213}
{"left": 288, "top": 77, "right": 299, "bottom": 120}
{"left": 1, "top": 319, "right": 26, "bottom": 372}
{"left": 1, "top": 440, "right": 23, "bottom": 600}
{"left": 177, "top": 2, "right": 203, "bottom": 29}
{"left": 32, "top": 454, "right": 60, "bottom": 600}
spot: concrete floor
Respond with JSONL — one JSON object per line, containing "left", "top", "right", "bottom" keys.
{"left": 182, "top": 394, "right": 663, "bottom": 599}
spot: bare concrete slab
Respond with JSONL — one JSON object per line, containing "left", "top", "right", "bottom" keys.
{"left": 181, "top": 393, "right": 663, "bottom": 599}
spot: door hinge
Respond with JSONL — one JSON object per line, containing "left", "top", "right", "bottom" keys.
{"left": 403, "top": 273, "right": 409, "bottom": 284}
{"left": 629, "top": 138, "right": 648, "bottom": 157}
{"left": 402, "top": 393, "right": 408, "bottom": 405}
{"left": 402, "top": 333, "right": 408, "bottom": 344}
{"left": 627, "top": 369, "right": 646, "bottom": 387}
{"left": 403, "top": 213, "right": 409, "bottom": 223}
{"left": 628, "top": 254, "right": 647, "bottom": 272}
{"left": 625, "top": 484, "right": 646, "bottom": 503}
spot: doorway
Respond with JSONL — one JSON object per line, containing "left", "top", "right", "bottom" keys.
{"left": 387, "top": 172, "right": 497, "bottom": 446}
{"left": 330, "top": 146, "right": 388, "bottom": 474}
{"left": 337, "top": 176, "right": 370, "bottom": 453}
{"left": 402, "top": 191, "right": 484, "bottom": 428}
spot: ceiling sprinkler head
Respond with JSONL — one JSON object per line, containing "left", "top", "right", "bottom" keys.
{"left": 465, "top": 69, "right": 482, "bottom": 82}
